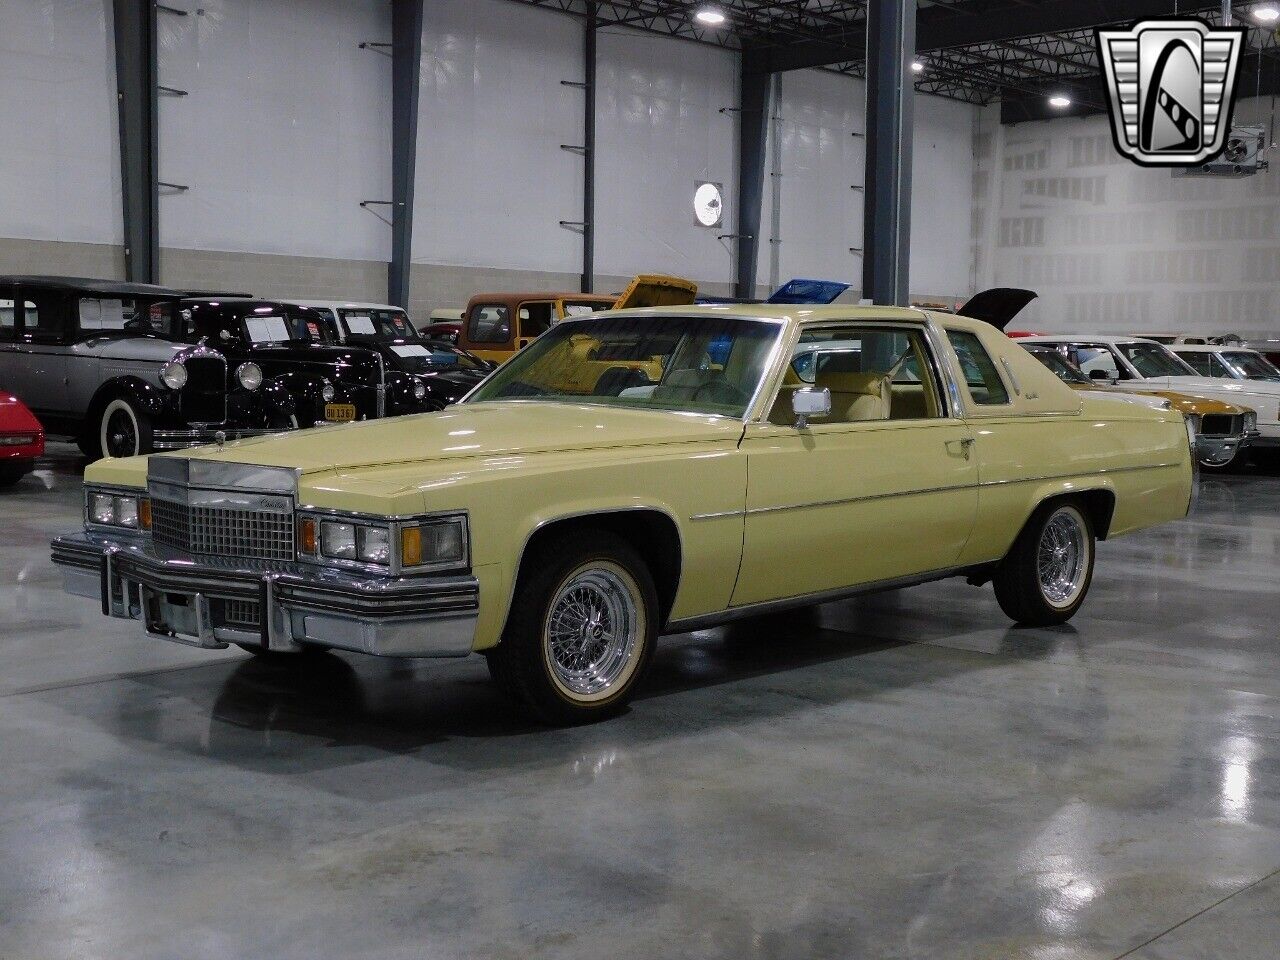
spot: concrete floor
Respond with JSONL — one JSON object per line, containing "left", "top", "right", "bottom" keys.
{"left": 3, "top": 443, "right": 1280, "bottom": 960}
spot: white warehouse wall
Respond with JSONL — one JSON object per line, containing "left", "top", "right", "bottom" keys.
{"left": 412, "top": 0, "right": 582, "bottom": 277}
{"left": 157, "top": 0, "right": 392, "bottom": 265}
{"left": 593, "top": 28, "right": 739, "bottom": 288}
{"left": 0, "top": 0, "right": 121, "bottom": 248}
{"left": 755, "top": 69, "right": 978, "bottom": 302}
{"left": 973, "top": 98, "right": 1280, "bottom": 335}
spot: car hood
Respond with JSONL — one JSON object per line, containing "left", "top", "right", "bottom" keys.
{"left": 160, "top": 402, "right": 745, "bottom": 475}
{"left": 71, "top": 335, "right": 185, "bottom": 362}
{"left": 1072, "top": 383, "right": 1245, "bottom": 415}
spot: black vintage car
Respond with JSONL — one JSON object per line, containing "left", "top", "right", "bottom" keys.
{"left": 179, "top": 299, "right": 436, "bottom": 425}
{"left": 0, "top": 276, "right": 296, "bottom": 459}
{"left": 292, "top": 300, "right": 492, "bottom": 409}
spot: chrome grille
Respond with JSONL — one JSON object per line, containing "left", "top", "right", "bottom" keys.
{"left": 151, "top": 497, "right": 295, "bottom": 561}
{"left": 216, "top": 599, "right": 261, "bottom": 628}
{"left": 1200, "top": 414, "right": 1239, "bottom": 436}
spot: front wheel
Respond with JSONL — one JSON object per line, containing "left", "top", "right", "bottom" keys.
{"left": 993, "top": 501, "right": 1095, "bottom": 626}
{"left": 99, "top": 397, "right": 153, "bottom": 459}
{"left": 1199, "top": 442, "right": 1246, "bottom": 473}
{"left": 488, "top": 530, "right": 657, "bottom": 725}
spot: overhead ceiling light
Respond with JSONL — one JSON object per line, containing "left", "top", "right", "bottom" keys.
{"left": 1254, "top": 4, "right": 1280, "bottom": 22}
{"left": 694, "top": 7, "right": 726, "bottom": 25}
{"left": 911, "top": 60, "right": 925, "bottom": 73}
{"left": 1049, "top": 95, "right": 1072, "bottom": 108}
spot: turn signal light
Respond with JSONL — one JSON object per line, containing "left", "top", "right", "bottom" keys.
{"left": 138, "top": 499, "right": 152, "bottom": 531}
{"left": 298, "top": 518, "right": 317, "bottom": 555}
{"left": 401, "top": 526, "right": 422, "bottom": 567}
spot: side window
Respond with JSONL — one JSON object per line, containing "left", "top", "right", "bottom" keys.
{"left": 0, "top": 300, "right": 18, "bottom": 342}
{"left": 518, "top": 301, "right": 554, "bottom": 339}
{"left": 1070, "top": 344, "right": 1126, "bottom": 381}
{"left": 946, "top": 330, "right": 1011, "bottom": 405}
{"left": 1209, "top": 354, "right": 1233, "bottom": 378}
{"left": 1177, "top": 351, "right": 1212, "bottom": 376}
{"left": 21, "top": 295, "right": 62, "bottom": 344}
{"left": 770, "top": 325, "right": 945, "bottom": 425}
{"left": 467, "top": 304, "right": 511, "bottom": 344}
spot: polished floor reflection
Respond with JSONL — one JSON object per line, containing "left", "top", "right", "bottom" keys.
{"left": 3, "top": 444, "right": 1280, "bottom": 959}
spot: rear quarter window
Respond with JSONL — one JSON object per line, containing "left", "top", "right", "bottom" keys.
{"left": 947, "top": 330, "right": 1010, "bottom": 405}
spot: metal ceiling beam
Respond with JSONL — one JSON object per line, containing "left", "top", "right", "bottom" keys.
{"left": 748, "top": 0, "right": 1223, "bottom": 74}
{"left": 112, "top": 0, "right": 159, "bottom": 283}
{"left": 388, "top": 0, "right": 424, "bottom": 309}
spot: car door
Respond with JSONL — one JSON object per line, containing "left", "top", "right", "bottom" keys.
{"left": 732, "top": 321, "right": 979, "bottom": 607}
{"left": 12, "top": 293, "right": 70, "bottom": 415}
{"left": 0, "top": 294, "right": 21, "bottom": 398}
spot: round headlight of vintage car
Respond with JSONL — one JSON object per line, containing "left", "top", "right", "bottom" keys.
{"left": 236, "top": 361, "right": 263, "bottom": 391}
{"left": 413, "top": 379, "right": 427, "bottom": 400}
{"left": 160, "top": 361, "right": 187, "bottom": 390}
{"left": 321, "top": 381, "right": 336, "bottom": 403}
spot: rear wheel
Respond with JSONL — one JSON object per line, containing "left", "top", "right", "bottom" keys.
{"left": 993, "top": 501, "right": 1095, "bottom": 626}
{"left": 488, "top": 530, "right": 657, "bottom": 725}
{"left": 99, "top": 397, "right": 153, "bottom": 459}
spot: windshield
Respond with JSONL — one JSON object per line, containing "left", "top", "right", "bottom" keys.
{"left": 466, "top": 314, "right": 781, "bottom": 417}
{"left": 1118, "top": 342, "right": 1195, "bottom": 378}
{"left": 1027, "top": 347, "right": 1089, "bottom": 384}
{"left": 1223, "top": 351, "right": 1280, "bottom": 381}
{"left": 242, "top": 312, "right": 315, "bottom": 345}
{"left": 339, "top": 308, "right": 417, "bottom": 342}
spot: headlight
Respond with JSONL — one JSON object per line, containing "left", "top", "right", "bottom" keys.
{"left": 299, "top": 512, "right": 467, "bottom": 570}
{"left": 1245, "top": 411, "right": 1258, "bottom": 432}
{"left": 319, "top": 521, "right": 356, "bottom": 560}
{"left": 401, "top": 517, "right": 467, "bottom": 568}
{"left": 413, "top": 379, "right": 427, "bottom": 400}
{"left": 0, "top": 434, "right": 38, "bottom": 446}
{"left": 321, "top": 381, "right": 336, "bottom": 403}
{"left": 160, "top": 361, "right": 187, "bottom": 390}
{"left": 236, "top": 362, "right": 263, "bottom": 391}
{"left": 86, "top": 489, "right": 150, "bottom": 530}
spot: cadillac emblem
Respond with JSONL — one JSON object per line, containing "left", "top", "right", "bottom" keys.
{"left": 1097, "top": 18, "right": 1247, "bottom": 167}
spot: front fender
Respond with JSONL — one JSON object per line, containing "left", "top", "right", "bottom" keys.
{"left": 94, "top": 376, "right": 172, "bottom": 419}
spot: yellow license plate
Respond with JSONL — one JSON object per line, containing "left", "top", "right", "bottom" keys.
{"left": 324, "top": 403, "right": 357, "bottom": 423}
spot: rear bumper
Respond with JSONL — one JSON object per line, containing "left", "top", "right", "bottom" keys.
{"left": 50, "top": 533, "right": 479, "bottom": 658}
{"left": 152, "top": 427, "right": 288, "bottom": 452}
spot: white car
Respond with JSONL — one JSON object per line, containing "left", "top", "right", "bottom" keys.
{"left": 1021, "top": 335, "right": 1280, "bottom": 462}
{"left": 1168, "top": 344, "right": 1280, "bottom": 385}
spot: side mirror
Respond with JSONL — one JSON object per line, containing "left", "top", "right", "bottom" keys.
{"left": 791, "top": 386, "right": 831, "bottom": 429}
{"left": 1088, "top": 368, "right": 1113, "bottom": 383}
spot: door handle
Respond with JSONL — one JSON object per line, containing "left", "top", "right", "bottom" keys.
{"left": 946, "top": 437, "right": 976, "bottom": 460}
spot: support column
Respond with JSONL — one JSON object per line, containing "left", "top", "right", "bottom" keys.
{"left": 389, "top": 0, "right": 424, "bottom": 309}
{"left": 112, "top": 0, "right": 159, "bottom": 283}
{"left": 862, "top": 0, "right": 916, "bottom": 305}
{"left": 734, "top": 53, "right": 771, "bottom": 300}
{"left": 581, "top": 3, "right": 597, "bottom": 293}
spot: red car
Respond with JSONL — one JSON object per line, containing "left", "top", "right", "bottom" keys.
{"left": 0, "top": 393, "right": 44, "bottom": 487}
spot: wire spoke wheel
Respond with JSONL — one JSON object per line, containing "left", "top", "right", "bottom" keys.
{"left": 543, "top": 563, "right": 641, "bottom": 701}
{"left": 1036, "top": 508, "right": 1088, "bottom": 608}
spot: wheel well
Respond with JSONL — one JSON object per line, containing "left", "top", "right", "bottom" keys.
{"left": 518, "top": 511, "right": 683, "bottom": 626}
{"left": 1042, "top": 488, "right": 1116, "bottom": 541}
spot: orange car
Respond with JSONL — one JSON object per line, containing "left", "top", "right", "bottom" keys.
{"left": 458, "top": 274, "right": 697, "bottom": 363}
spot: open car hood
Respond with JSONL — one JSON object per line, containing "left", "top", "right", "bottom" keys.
{"left": 766, "top": 278, "right": 850, "bottom": 304}
{"left": 957, "top": 288, "right": 1038, "bottom": 331}
{"left": 613, "top": 274, "right": 699, "bottom": 310}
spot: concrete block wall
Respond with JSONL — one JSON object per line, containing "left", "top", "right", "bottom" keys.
{"left": 158, "top": 249, "right": 387, "bottom": 302}
{"left": 0, "top": 238, "right": 125, "bottom": 279}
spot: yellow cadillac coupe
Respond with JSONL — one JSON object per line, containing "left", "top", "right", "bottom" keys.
{"left": 53, "top": 306, "right": 1195, "bottom": 724}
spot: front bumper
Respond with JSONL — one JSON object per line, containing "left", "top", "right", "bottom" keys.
{"left": 1195, "top": 428, "right": 1257, "bottom": 464}
{"left": 51, "top": 532, "right": 479, "bottom": 657}
{"left": 152, "top": 427, "right": 289, "bottom": 452}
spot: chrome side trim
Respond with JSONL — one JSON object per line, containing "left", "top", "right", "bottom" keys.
{"left": 689, "top": 509, "right": 747, "bottom": 522}
{"left": 667, "top": 565, "right": 969, "bottom": 633}
{"left": 976, "top": 461, "right": 1183, "bottom": 488}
